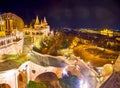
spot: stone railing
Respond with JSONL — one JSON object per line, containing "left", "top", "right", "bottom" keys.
{"left": 0, "top": 35, "right": 24, "bottom": 54}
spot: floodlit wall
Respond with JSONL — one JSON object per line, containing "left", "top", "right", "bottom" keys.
{"left": 0, "top": 61, "right": 63, "bottom": 88}
{"left": 0, "top": 69, "right": 17, "bottom": 88}
{"left": 0, "top": 35, "right": 24, "bottom": 54}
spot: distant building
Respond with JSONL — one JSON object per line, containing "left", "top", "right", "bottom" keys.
{"left": 114, "top": 30, "right": 120, "bottom": 36}
{"left": 34, "top": 16, "right": 48, "bottom": 29}
{"left": 0, "top": 28, "right": 24, "bottom": 54}
{"left": 24, "top": 16, "right": 50, "bottom": 37}
{"left": 0, "top": 16, "right": 6, "bottom": 36}
{"left": 0, "top": 12, "right": 24, "bottom": 35}
{"left": 100, "top": 29, "right": 113, "bottom": 37}
{"left": 34, "top": 16, "right": 50, "bottom": 35}
{"left": 0, "top": 13, "right": 24, "bottom": 54}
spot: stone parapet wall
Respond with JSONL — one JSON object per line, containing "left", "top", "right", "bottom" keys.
{"left": 0, "top": 35, "right": 24, "bottom": 54}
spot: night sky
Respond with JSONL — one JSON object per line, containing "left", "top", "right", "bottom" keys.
{"left": 0, "top": 0, "right": 120, "bottom": 29}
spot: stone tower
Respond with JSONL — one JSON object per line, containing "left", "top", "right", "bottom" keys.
{"left": 0, "top": 16, "right": 5, "bottom": 31}
{"left": 34, "top": 16, "right": 40, "bottom": 29}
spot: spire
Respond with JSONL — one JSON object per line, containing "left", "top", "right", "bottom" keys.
{"left": 43, "top": 17, "right": 48, "bottom": 25}
{"left": 35, "top": 15, "right": 39, "bottom": 25}
{"left": 43, "top": 17, "right": 47, "bottom": 23}
{"left": 40, "top": 20, "right": 43, "bottom": 27}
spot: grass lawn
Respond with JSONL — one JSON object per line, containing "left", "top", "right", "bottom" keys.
{"left": 0, "top": 54, "right": 28, "bottom": 71}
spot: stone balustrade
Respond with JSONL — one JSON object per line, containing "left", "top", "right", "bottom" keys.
{"left": 0, "top": 34, "right": 24, "bottom": 54}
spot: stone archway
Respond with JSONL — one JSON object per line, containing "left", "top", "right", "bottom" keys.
{"left": 17, "top": 70, "right": 27, "bottom": 88}
{"left": 36, "top": 32, "right": 39, "bottom": 35}
{"left": 35, "top": 72, "right": 62, "bottom": 88}
{"left": 0, "top": 83, "right": 11, "bottom": 88}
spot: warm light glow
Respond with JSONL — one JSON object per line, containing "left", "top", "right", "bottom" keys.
{"left": 81, "top": 59, "right": 83, "bottom": 62}
{"left": 79, "top": 80, "right": 88, "bottom": 88}
{"left": 27, "top": 53, "right": 30, "bottom": 56}
{"left": 0, "top": 69, "right": 16, "bottom": 78}
{"left": 100, "top": 29, "right": 113, "bottom": 37}
{"left": 83, "top": 82, "right": 88, "bottom": 88}
{"left": 87, "top": 61, "right": 90, "bottom": 65}
{"left": 62, "top": 66, "right": 68, "bottom": 76}
{"left": 31, "top": 44, "right": 34, "bottom": 48}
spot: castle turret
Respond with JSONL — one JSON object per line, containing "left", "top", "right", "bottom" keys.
{"left": 35, "top": 16, "right": 39, "bottom": 25}
{"left": 40, "top": 20, "right": 43, "bottom": 26}
{"left": 39, "top": 17, "right": 48, "bottom": 28}
{"left": 43, "top": 17, "right": 48, "bottom": 26}
{"left": 34, "top": 16, "right": 40, "bottom": 29}
{"left": 0, "top": 16, "right": 5, "bottom": 31}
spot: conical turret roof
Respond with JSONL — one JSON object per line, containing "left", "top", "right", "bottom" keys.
{"left": 35, "top": 16, "right": 39, "bottom": 25}
{"left": 43, "top": 17, "right": 47, "bottom": 23}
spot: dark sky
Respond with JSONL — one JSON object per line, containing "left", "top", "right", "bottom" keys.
{"left": 0, "top": 0, "right": 120, "bottom": 29}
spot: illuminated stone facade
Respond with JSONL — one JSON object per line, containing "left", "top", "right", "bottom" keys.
{"left": 34, "top": 16, "right": 48, "bottom": 29}
{"left": 0, "top": 16, "right": 6, "bottom": 36}
{"left": 0, "top": 12, "right": 24, "bottom": 35}
{"left": 0, "top": 61, "right": 63, "bottom": 88}
{"left": 0, "top": 30, "right": 24, "bottom": 54}
{"left": 0, "top": 16, "right": 5, "bottom": 31}
{"left": 24, "top": 16, "right": 50, "bottom": 37}
{"left": 100, "top": 29, "right": 114, "bottom": 37}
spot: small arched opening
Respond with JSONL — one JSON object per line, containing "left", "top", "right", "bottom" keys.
{"left": 32, "top": 32, "right": 35, "bottom": 35}
{"left": 17, "top": 70, "right": 27, "bottom": 88}
{"left": 35, "top": 72, "right": 61, "bottom": 88}
{"left": 25, "top": 31, "right": 30, "bottom": 35}
{"left": 36, "top": 32, "right": 39, "bottom": 35}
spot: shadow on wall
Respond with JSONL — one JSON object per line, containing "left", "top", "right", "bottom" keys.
{"left": 35, "top": 72, "right": 62, "bottom": 88}
{"left": 17, "top": 70, "right": 27, "bottom": 88}
{"left": 0, "top": 83, "right": 11, "bottom": 88}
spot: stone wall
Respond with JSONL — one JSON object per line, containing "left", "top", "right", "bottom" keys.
{"left": 0, "top": 61, "right": 63, "bottom": 88}
{"left": 0, "top": 35, "right": 24, "bottom": 54}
